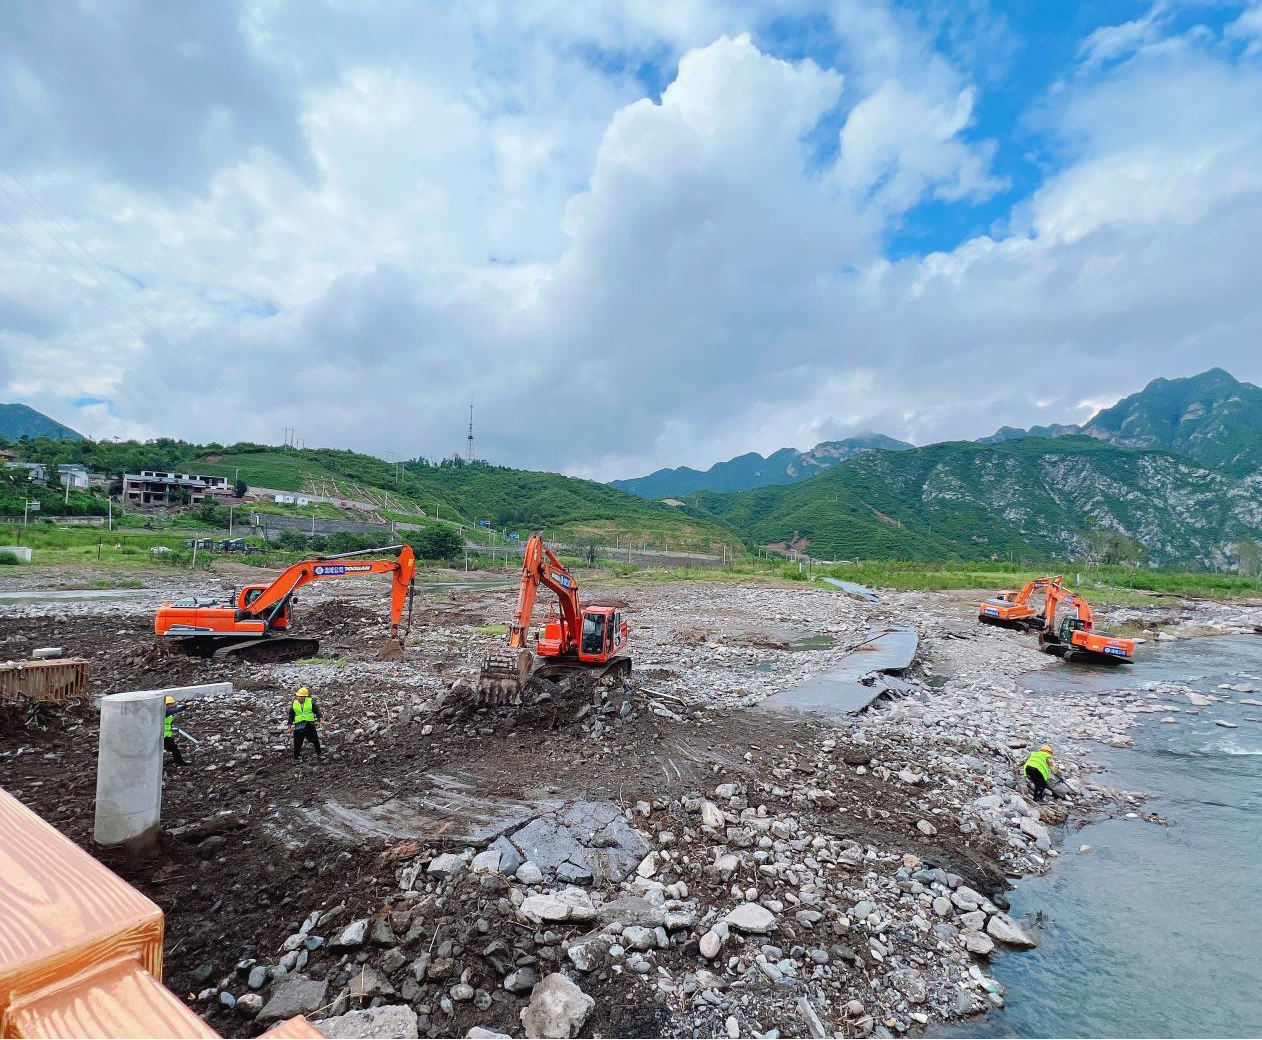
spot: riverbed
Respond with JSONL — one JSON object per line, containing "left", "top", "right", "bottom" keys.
{"left": 944, "top": 635, "right": 1262, "bottom": 1038}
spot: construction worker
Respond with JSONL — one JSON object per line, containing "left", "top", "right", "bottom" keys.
{"left": 163, "top": 696, "right": 187, "bottom": 767}
{"left": 1023, "top": 744, "right": 1059, "bottom": 802}
{"left": 290, "top": 686, "right": 323, "bottom": 762}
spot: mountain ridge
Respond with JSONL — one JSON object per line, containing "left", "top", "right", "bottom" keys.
{"left": 0, "top": 403, "right": 83, "bottom": 442}
{"left": 612, "top": 432, "right": 913, "bottom": 498}
{"left": 619, "top": 369, "right": 1262, "bottom": 498}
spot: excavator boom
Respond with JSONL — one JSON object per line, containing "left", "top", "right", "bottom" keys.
{"left": 978, "top": 574, "right": 1062, "bottom": 629}
{"left": 155, "top": 545, "right": 417, "bottom": 662}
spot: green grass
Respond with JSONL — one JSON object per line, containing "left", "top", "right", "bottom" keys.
{"left": 473, "top": 624, "right": 508, "bottom": 635}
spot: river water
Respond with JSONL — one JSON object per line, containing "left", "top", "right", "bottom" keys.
{"left": 942, "top": 635, "right": 1262, "bottom": 1038}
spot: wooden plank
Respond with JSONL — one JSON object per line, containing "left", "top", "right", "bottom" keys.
{"left": 6, "top": 957, "right": 218, "bottom": 1040}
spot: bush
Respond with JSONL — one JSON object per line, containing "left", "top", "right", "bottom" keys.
{"left": 408, "top": 525, "right": 463, "bottom": 560}
{"left": 0, "top": 551, "right": 21, "bottom": 565}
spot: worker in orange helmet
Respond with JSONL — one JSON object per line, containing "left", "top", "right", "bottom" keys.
{"left": 290, "top": 686, "right": 323, "bottom": 762}
{"left": 163, "top": 695, "right": 188, "bottom": 767}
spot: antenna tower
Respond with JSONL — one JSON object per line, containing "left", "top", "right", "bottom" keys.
{"left": 466, "top": 401, "right": 475, "bottom": 461}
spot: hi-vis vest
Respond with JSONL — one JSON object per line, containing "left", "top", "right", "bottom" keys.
{"left": 163, "top": 713, "right": 174, "bottom": 738}
{"left": 1024, "top": 750, "right": 1052, "bottom": 780}
{"left": 293, "top": 697, "right": 317, "bottom": 725}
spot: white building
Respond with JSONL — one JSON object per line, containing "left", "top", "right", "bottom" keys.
{"left": 57, "top": 464, "right": 89, "bottom": 489}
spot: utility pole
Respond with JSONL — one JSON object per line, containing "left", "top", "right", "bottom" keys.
{"left": 107, "top": 496, "right": 113, "bottom": 531}
{"left": 229, "top": 505, "right": 235, "bottom": 535}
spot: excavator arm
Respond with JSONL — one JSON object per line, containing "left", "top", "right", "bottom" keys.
{"left": 1042, "top": 583, "right": 1092, "bottom": 634}
{"left": 1014, "top": 574, "right": 1062, "bottom": 608}
{"left": 242, "top": 545, "right": 417, "bottom": 636}
{"left": 507, "top": 534, "right": 582, "bottom": 651}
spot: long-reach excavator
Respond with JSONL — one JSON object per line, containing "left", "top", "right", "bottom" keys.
{"left": 978, "top": 575, "right": 1062, "bottom": 630}
{"left": 478, "top": 532, "right": 630, "bottom": 703}
{"left": 1038, "top": 581, "right": 1134, "bottom": 664}
{"left": 154, "top": 544, "right": 416, "bottom": 663}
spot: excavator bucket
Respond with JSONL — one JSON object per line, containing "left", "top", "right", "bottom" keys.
{"left": 377, "top": 637, "right": 405, "bottom": 662}
{"left": 477, "top": 648, "right": 534, "bottom": 705}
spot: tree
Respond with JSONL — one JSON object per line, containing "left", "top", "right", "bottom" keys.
{"left": 234, "top": 478, "right": 248, "bottom": 498}
{"left": 1236, "top": 535, "right": 1261, "bottom": 578}
{"left": 410, "top": 525, "right": 462, "bottom": 560}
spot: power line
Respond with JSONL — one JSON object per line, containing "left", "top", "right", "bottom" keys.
{"left": 0, "top": 166, "right": 180, "bottom": 350}
{"left": 0, "top": 162, "right": 174, "bottom": 341}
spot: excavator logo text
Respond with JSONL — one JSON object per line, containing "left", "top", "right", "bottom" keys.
{"left": 313, "top": 564, "right": 373, "bottom": 576}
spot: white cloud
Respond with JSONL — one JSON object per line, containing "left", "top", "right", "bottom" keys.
{"left": 2, "top": 1, "right": 1261, "bottom": 484}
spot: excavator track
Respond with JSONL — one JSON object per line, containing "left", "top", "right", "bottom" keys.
{"left": 171, "top": 635, "right": 321, "bottom": 664}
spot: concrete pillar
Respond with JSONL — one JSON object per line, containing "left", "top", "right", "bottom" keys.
{"left": 94, "top": 691, "right": 164, "bottom": 849}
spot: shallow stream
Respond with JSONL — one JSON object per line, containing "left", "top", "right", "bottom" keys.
{"left": 941, "top": 635, "right": 1262, "bottom": 1038}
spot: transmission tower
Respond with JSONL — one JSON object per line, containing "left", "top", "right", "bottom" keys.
{"left": 466, "top": 401, "right": 475, "bottom": 461}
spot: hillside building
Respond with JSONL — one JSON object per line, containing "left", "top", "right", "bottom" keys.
{"left": 122, "top": 470, "right": 230, "bottom": 507}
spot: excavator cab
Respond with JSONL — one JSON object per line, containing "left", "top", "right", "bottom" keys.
{"left": 579, "top": 607, "right": 629, "bottom": 661}
{"left": 1060, "top": 617, "right": 1088, "bottom": 642}
{"left": 240, "top": 585, "right": 290, "bottom": 629}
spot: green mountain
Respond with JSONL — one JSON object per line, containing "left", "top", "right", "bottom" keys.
{"left": 184, "top": 448, "right": 739, "bottom": 552}
{"left": 0, "top": 403, "right": 83, "bottom": 442}
{"left": 689, "top": 436, "right": 1262, "bottom": 566}
{"left": 1080, "top": 368, "right": 1262, "bottom": 473}
{"left": 612, "top": 433, "right": 913, "bottom": 498}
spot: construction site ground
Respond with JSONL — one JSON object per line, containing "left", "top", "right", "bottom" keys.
{"left": 3, "top": 561, "right": 1244, "bottom": 1038}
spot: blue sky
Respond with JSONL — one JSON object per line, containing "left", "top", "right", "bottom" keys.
{"left": 2, "top": 0, "right": 1262, "bottom": 477}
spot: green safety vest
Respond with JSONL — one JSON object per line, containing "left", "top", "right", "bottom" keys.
{"left": 163, "top": 713, "right": 174, "bottom": 738}
{"left": 293, "top": 698, "right": 317, "bottom": 725}
{"left": 1024, "top": 750, "right": 1052, "bottom": 780}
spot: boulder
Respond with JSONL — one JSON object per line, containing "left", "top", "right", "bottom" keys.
{"left": 235, "top": 993, "right": 264, "bottom": 1017}
{"left": 516, "top": 861, "right": 544, "bottom": 885}
{"left": 700, "top": 801, "right": 725, "bottom": 828}
{"left": 349, "top": 966, "right": 395, "bottom": 1001}
{"left": 491, "top": 835, "right": 525, "bottom": 876}
{"left": 520, "top": 973, "right": 594, "bottom": 1039}
{"left": 963, "top": 930, "right": 995, "bottom": 956}
{"left": 520, "top": 888, "right": 596, "bottom": 923}
{"left": 258, "top": 975, "right": 329, "bottom": 1024}
{"left": 723, "top": 902, "right": 776, "bottom": 934}
{"left": 333, "top": 919, "right": 369, "bottom": 949}
{"left": 986, "top": 913, "right": 1038, "bottom": 949}
{"left": 471, "top": 849, "right": 502, "bottom": 874}
{"left": 504, "top": 968, "right": 540, "bottom": 994}
{"left": 699, "top": 930, "right": 724, "bottom": 959}
{"left": 427, "top": 853, "right": 467, "bottom": 878}
{"left": 317, "top": 1005, "right": 420, "bottom": 1039}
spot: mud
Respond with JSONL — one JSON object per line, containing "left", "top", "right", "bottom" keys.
{"left": 2, "top": 567, "right": 1225, "bottom": 1037}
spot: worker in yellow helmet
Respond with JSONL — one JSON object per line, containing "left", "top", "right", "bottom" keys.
{"left": 1022, "top": 744, "right": 1060, "bottom": 802}
{"left": 163, "top": 695, "right": 188, "bottom": 767}
{"left": 290, "top": 686, "right": 323, "bottom": 762}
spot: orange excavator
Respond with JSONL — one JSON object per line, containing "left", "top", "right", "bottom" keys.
{"left": 978, "top": 575, "right": 1062, "bottom": 630}
{"left": 154, "top": 544, "right": 416, "bottom": 663}
{"left": 478, "top": 532, "right": 630, "bottom": 703}
{"left": 1039, "top": 581, "right": 1134, "bottom": 664}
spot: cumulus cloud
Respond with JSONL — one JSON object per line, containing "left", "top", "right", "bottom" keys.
{"left": 2, "top": 1, "right": 1261, "bottom": 481}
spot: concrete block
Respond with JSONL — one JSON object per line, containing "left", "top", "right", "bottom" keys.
{"left": 0, "top": 546, "right": 32, "bottom": 563}
{"left": 121, "top": 681, "right": 233, "bottom": 703}
{"left": 94, "top": 691, "right": 164, "bottom": 848}
{"left": 32, "top": 647, "right": 64, "bottom": 659}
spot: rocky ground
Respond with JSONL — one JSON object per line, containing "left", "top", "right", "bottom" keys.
{"left": 3, "top": 564, "right": 1254, "bottom": 1039}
